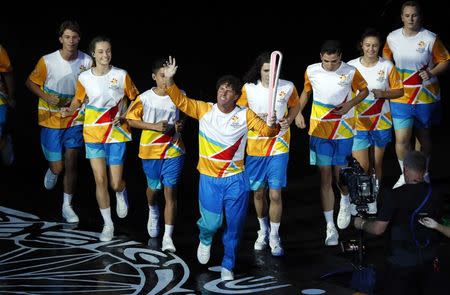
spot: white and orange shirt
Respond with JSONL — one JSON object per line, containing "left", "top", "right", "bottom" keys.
{"left": 28, "top": 50, "right": 92, "bottom": 128}
{"left": 75, "top": 66, "right": 139, "bottom": 143}
{"left": 305, "top": 62, "right": 367, "bottom": 140}
{"left": 383, "top": 28, "right": 450, "bottom": 104}
{"left": 126, "top": 88, "right": 185, "bottom": 159}
{"left": 0, "top": 45, "right": 13, "bottom": 106}
{"left": 347, "top": 57, "right": 403, "bottom": 131}
{"left": 166, "top": 84, "right": 279, "bottom": 178}
{"left": 237, "top": 80, "right": 299, "bottom": 156}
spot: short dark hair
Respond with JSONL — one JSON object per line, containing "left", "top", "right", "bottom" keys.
{"left": 404, "top": 151, "right": 426, "bottom": 172}
{"left": 151, "top": 57, "right": 166, "bottom": 74}
{"left": 401, "top": 1, "right": 422, "bottom": 16}
{"left": 59, "top": 20, "right": 81, "bottom": 37}
{"left": 320, "top": 40, "right": 342, "bottom": 55}
{"left": 216, "top": 75, "right": 242, "bottom": 97}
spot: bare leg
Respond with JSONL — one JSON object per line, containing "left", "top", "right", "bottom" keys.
{"left": 268, "top": 188, "right": 282, "bottom": 223}
{"left": 89, "top": 158, "right": 109, "bottom": 209}
{"left": 352, "top": 148, "right": 370, "bottom": 173}
{"left": 319, "top": 166, "right": 334, "bottom": 211}
{"left": 374, "top": 146, "right": 386, "bottom": 182}
{"left": 63, "top": 148, "right": 79, "bottom": 195}
{"left": 253, "top": 188, "right": 268, "bottom": 218}
{"left": 163, "top": 186, "right": 177, "bottom": 225}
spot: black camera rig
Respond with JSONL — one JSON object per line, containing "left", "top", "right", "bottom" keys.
{"left": 340, "top": 156, "right": 379, "bottom": 217}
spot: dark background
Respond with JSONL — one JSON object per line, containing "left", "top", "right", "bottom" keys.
{"left": 1, "top": 0, "right": 449, "bottom": 233}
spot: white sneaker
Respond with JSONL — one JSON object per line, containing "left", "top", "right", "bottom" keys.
{"left": 393, "top": 174, "right": 405, "bottom": 189}
{"left": 350, "top": 204, "right": 358, "bottom": 216}
{"left": 325, "top": 223, "right": 339, "bottom": 246}
{"left": 221, "top": 267, "right": 234, "bottom": 281}
{"left": 1, "top": 135, "right": 14, "bottom": 166}
{"left": 197, "top": 242, "right": 211, "bottom": 264}
{"left": 337, "top": 203, "right": 351, "bottom": 229}
{"left": 147, "top": 209, "right": 160, "bottom": 238}
{"left": 254, "top": 230, "right": 269, "bottom": 250}
{"left": 162, "top": 236, "right": 176, "bottom": 252}
{"left": 424, "top": 172, "right": 430, "bottom": 184}
{"left": 115, "top": 191, "right": 128, "bottom": 218}
{"left": 99, "top": 225, "right": 114, "bottom": 241}
{"left": 269, "top": 235, "right": 284, "bottom": 256}
{"left": 44, "top": 168, "right": 58, "bottom": 190}
{"left": 62, "top": 205, "right": 79, "bottom": 223}
{"left": 367, "top": 201, "right": 377, "bottom": 214}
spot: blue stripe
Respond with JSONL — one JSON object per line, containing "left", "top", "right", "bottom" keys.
{"left": 113, "top": 126, "right": 131, "bottom": 140}
{"left": 43, "top": 86, "right": 73, "bottom": 99}
{"left": 395, "top": 67, "right": 415, "bottom": 75}
{"left": 199, "top": 130, "right": 227, "bottom": 148}
{"left": 86, "top": 105, "right": 108, "bottom": 112}
{"left": 312, "top": 100, "right": 336, "bottom": 109}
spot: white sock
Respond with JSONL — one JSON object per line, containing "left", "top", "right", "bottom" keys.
{"left": 116, "top": 188, "right": 127, "bottom": 198}
{"left": 164, "top": 224, "right": 174, "bottom": 238}
{"left": 258, "top": 217, "right": 269, "bottom": 233}
{"left": 270, "top": 222, "right": 280, "bottom": 238}
{"left": 149, "top": 205, "right": 159, "bottom": 216}
{"left": 398, "top": 160, "right": 404, "bottom": 173}
{"left": 324, "top": 210, "right": 334, "bottom": 226}
{"left": 100, "top": 207, "right": 113, "bottom": 226}
{"left": 340, "top": 194, "right": 350, "bottom": 206}
{"left": 63, "top": 193, "right": 73, "bottom": 207}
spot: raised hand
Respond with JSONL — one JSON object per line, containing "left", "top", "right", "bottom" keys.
{"left": 163, "top": 56, "right": 178, "bottom": 79}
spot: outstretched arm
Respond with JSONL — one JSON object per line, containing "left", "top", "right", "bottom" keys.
{"left": 163, "top": 57, "right": 211, "bottom": 120}
{"left": 419, "top": 217, "right": 450, "bottom": 238}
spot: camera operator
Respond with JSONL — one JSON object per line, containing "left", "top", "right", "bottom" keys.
{"left": 353, "top": 151, "right": 443, "bottom": 294}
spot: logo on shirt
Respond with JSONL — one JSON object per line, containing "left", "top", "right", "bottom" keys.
{"left": 230, "top": 115, "right": 241, "bottom": 128}
{"left": 416, "top": 40, "right": 426, "bottom": 53}
{"left": 77, "top": 65, "right": 88, "bottom": 78}
{"left": 277, "top": 91, "right": 287, "bottom": 103}
{"left": 337, "top": 74, "right": 350, "bottom": 87}
{"left": 109, "top": 78, "right": 119, "bottom": 90}
{"left": 79, "top": 65, "right": 88, "bottom": 72}
{"left": 376, "top": 69, "right": 386, "bottom": 82}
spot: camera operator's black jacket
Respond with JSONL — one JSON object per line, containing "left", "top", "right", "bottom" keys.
{"left": 377, "top": 182, "right": 442, "bottom": 267}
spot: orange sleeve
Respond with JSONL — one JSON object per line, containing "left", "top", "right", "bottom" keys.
{"left": 0, "top": 46, "right": 12, "bottom": 72}
{"left": 247, "top": 109, "right": 280, "bottom": 137}
{"left": 125, "top": 96, "right": 143, "bottom": 120}
{"left": 236, "top": 86, "right": 248, "bottom": 107}
{"left": 28, "top": 57, "right": 47, "bottom": 86}
{"left": 287, "top": 85, "right": 300, "bottom": 108}
{"left": 431, "top": 37, "right": 450, "bottom": 65}
{"left": 303, "top": 71, "right": 312, "bottom": 93}
{"left": 74, "top": 80, "right": 87, "bottom": 103}
{"left": 351, "top": 69, "right": 368, "bottom": 92}
{"left": 166, "top": 84, "right": 212, "bottom": 120}
{"left": 388, "top": 67, "right": 403, "bottom": 90}
{"left": 124, "top": 73, "right": 139, "bottom": 100}
{"left": 382, "top": 42, "right": 393, "bottom": 61}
